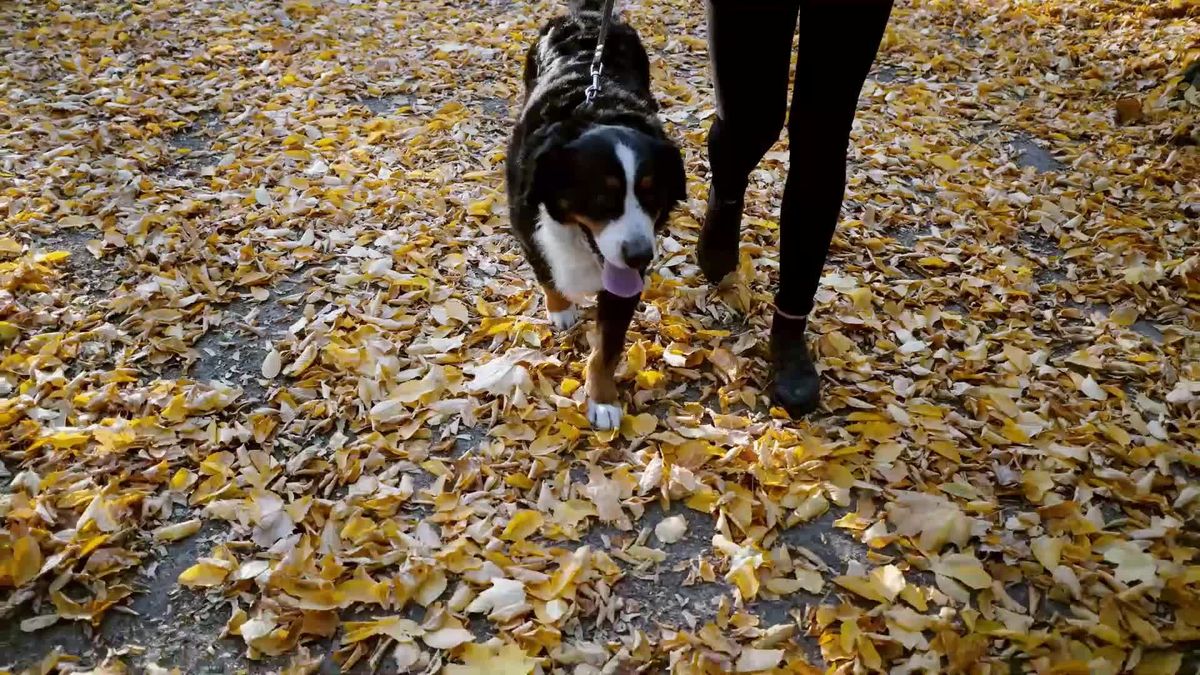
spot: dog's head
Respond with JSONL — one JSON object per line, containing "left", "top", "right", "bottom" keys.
{"left": 531, "top": 124, "right": 686, "bottom": 272}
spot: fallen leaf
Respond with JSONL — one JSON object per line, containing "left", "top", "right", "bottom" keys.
{"left": 933, "top": 553, "right": 992, "bottom": 590}
{"left": 444, "top": 642, "right": 538, "bottom": 675}
{"left": 500, "top": 510, "right": 543, "bottom": 543}
{"left": 734, "top": 648, "right": 783, "bottom": 672}
{"left": 261, "top": 349, "right": 282, "bottom": 378}
{"left": 654, "top": 515, "right": 687, "bottom": 544}
{"left": 153, "top": 519, "right": 203, "bottom": 542}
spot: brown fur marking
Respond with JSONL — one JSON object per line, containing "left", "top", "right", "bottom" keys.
{"left": 570, "top": 213, "right": 608, "bottom": 237}
{"left": 543, "top": 284, "right": 573, "bottom": 312}
{"left": 587, "top": 348, "right": 618, "bottom": 404}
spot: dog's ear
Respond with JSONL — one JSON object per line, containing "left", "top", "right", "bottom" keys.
{"left": 530, "top": 142, "right": 573, "bottom": 222}
{"left": 654, "top": 139, "right": 687, "bottom": 207}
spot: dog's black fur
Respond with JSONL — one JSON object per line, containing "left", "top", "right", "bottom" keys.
{"left": 506, "top": 0, "right": 686, "bottom": 287}
{"left": 503, "top": 0, "right": 687, "bottom": 430}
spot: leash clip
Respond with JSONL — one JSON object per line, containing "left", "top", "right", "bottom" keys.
{"left": 584, "top": 62, "right": 603, "bottom": 104}
{"left": 580, "top": 0, "right": 616, "bottom": 109}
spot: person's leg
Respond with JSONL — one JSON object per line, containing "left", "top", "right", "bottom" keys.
{"left": 698, "top": 0, "right": 800, "bottom": 283}
{"left": 771, "top": 0, "right": 893, "bottom": 415}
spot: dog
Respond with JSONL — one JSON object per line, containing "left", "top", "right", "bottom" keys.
{"left": 505, "top": 0, "right": 687, "bottom": 431}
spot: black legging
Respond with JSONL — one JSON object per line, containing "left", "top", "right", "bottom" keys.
{"left": 707, "top": 0, "right": 893, "bottom": 317}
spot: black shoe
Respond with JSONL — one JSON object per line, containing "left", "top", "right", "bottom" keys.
{"left": 770, "top": 313, "right": 820, "bottom": 417}
{"left": 697, "top": 190, "right": 743, "bottom": 284}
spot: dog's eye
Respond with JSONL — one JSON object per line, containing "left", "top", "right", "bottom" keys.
{"left": 604, "top": 176, "right": 620, "bottom": 190}
{"left": 638, "top": 175, "right": 654, "bottom": 191}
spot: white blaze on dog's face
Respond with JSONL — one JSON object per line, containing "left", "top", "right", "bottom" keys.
{"left": 594, "top": 143, "right": 653, "bottom": 270}
{"left": 533, "top": 125, "right": 686, "bottom": 272}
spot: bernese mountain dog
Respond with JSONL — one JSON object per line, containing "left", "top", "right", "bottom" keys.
{"left": 506, "top": 0, "right": 687, "bottom": 431}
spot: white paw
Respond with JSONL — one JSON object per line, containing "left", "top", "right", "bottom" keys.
{"left": 549, "top": 306, "right": 580, "bottom": 332}
{"left": 587, "top": 400, "right": 623, "bottom": 431}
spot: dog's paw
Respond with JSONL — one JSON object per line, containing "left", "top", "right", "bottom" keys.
{"left": 587, "top": 400, "right": 622, "bottom": 431}
{"left": 549, "top": 306, "right": 580, "bottom": 332}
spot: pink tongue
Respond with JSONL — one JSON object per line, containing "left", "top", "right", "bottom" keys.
{"left": 601, "top": 262, "right": 644, "bottom": 298}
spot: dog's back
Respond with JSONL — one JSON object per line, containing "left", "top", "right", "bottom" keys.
{"left": 521, "top": 2, "right": 653, "bottom": 114}
{"left": 502, "top": 1, "right": 687, "bottom": 431}
{"left": 508, "top": 2, "right": 662, "bottom": 228}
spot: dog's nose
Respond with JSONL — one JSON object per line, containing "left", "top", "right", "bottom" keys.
{"left": 621, "top": 239, "right": 654, "bottom": 271}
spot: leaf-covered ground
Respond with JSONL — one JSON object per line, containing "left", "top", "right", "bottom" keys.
{"left": 1, "top": 0, "right": 1198, "bottom": 673}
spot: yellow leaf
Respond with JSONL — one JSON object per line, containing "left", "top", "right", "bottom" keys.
{"left": 422, "top": 625, "right": 475, "bottom": 650}
{"left": 1022, "top": 470, "right": 1054, "bottom": 503}
{"left": 336, "top": 575, "right": 388, "bottom": 606}
{"left": 37, "top": 250, "right": 71, "bottom": 264}
{"left": 467, "top": 195, "right": 495, "bottom": 216}
{"left": 928, "top": 440, "right": 963, "bottom": 463}
{"left": 550, "top": 500, "right": 595, "bottom": 536}
{"left": 415, "top": 568, "right": 447, "bottom": 606}
{"left": 858, "top": 634, "right": 883, "bottom": 670}
{"left": 0, "top": 321, "right": 19, "bottom": 343}
{"left": 625, "top": 340, "right": 647, "bottom": 372}
{"left": 13, "top": 536, "right": 42, "bottom": 587}
{"left": 340, "top": 515, "right": 375, "bottom": 542}
{"left": 170, "top": 468, "right": 196, "bottom": 491}
{"left": 261, "top": 349, "right": 282, "bottom": 378}
{"left": 764, "top": 577, "right": 804, "bottom": 595}
{"left": 178, "top": 561, "right": 230, "bottom": 587}
{"left": 1080, "top": 375, "right": 1108, "bottom": 401}
{"left": 793, "top": 493, "right": 830, "bottom": 523}
{"left": 1084, "top": 621, "right": 1124, "bottom": 646}
{"left": 869, "top": 564, "right": 906, "bottom": 602}
{"left": 342, "top": 616, "right": 423, "bottom": 644}
{"left": 734, "top": 648, "right": 783, "bottom": 672}
{"left": 1102, "top": 541, "right": 1157, "bottom": 585}
{"left": 1000, "top": 420, "right": 1031, "bottom": 444}
{"left": 505, "top": 474, "right": 534, "bottom": 490}
{"left": 887, "top": 492, "right": 974, "bottom": 552}
{"left": 1002, "top": 344, "right": 1031, "bottom": 373}
{"left": 444, "top": 641, "right": 538, "bottom": 675}
{"left": 622, "top": 412, "right": 657, "bottom": 438}
{"left": 826, "top": 462, "right": 855, "bottom": 490}
{"left": 899, "top": 584, "right": 927, "bottom": 611}
{"left": 560, "top": 377, "right": 581, "bottom": 396}
{"left": 1109, "top": 304, "right": 1138, "bottom": 327}
{"left": 834, "top": 575, "right": 887, "bottom": 603}
{"left": 794, "top": 568, "right": 825, "bottom": 594}
{"left": 934, "top": 553, "right": 992, "bottom": 590}
{"left": 635, "top": 370, "right": 663, "bottom": 388}
{"left": 161, "top": 394, "right": 187, "bottom": 423}
{"left": 153, "top": 519, "right": 202, "bottom": 542}
{"left": 1133, "top": 651, "right": 1183, "bottom": 675}
{"left": 1103, "top": 424, "right": 1131, "bottom": 447}
{"left": 840, "top": 617, "right": 860, "bottom": 653}
{"left": 391, "top": 369, "right": 443, "bottom": 403}
{"left": 930, "top": 153, "right": 960, "bottom": 171}
{"left": 1030, "top": 536, "right": 1063, "bottom": 571}
{"left": 31, "top": 431, "right": 89, "bottom": 450}
{"left": 532, "top": 546, "right": 590, "bottom": 600}
{"left": 727, "top": 561, "right": 761, "bottom": 601}
{"left": 686, "top": 487, "right": 719, "bottom": 513}
{"left": 501, "top": 510, "right": 543, "bottom": 543}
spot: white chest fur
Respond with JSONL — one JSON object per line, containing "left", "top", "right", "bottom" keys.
{"left": 533, "top": 206, "right": 603, "bottom": 303}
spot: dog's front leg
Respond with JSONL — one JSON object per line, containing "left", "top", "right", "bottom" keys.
{"left": 586, "top": 289, "right": 639, "bottom": 431}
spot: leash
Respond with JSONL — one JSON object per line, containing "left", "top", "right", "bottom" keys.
{"left": 583, "top": 0, "right": 617, "bottom": 106}
{"left": 576, "top": 0, "right": 617, "bottom": 259}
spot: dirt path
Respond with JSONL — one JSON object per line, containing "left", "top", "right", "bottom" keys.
{"left": 1, "top": 0, "right": 1197, "bottom": 673}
